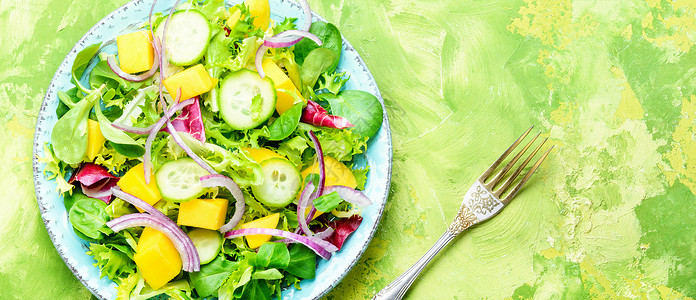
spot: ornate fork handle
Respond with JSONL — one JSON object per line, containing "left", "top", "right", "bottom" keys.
{"left": 373, "top": 127, "right": 553, "bottom": 300}
{"left": 372, "top": 231, "right": 456, "bottom": 300}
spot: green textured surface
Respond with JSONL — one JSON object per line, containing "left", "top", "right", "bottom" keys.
{"left": 3, "top": 0, "right": 696, "bottom": 298}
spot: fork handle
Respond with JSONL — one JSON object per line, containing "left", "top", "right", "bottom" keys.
{"left": 373, "top": 231, "right": 456, "bottom": 300}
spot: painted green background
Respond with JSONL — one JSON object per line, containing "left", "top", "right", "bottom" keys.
{"left": 2, "top": 0, "right": 696, "bottom": 298}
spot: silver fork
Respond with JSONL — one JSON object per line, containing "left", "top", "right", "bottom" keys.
{"left": 373, "top": 126, "right": 553, "bottom": 300}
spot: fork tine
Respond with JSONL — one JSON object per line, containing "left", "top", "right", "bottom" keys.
{"left": 496, "top": 137, "right": 548, "bottom": 197}
{"left": 488, "top": 132, "right": 540, "bottom": 188}
{"left": 480, "top": 125, "right": 534, "bottom": 181}
{"left": 502, "top": 145, "right": 554, "bottom": 203}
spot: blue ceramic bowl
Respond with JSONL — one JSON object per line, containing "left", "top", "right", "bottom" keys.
{"left": 32, "top": 0, "right": 392, "bottom": 299}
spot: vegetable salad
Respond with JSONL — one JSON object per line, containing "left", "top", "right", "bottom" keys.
{"left": 41, "top": 0, "right": 384, "bottom": 298}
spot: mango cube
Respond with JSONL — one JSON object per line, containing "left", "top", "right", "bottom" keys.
{"left": 163, "top": 64, "right": 218, "bottom": 101}
{"left": 243, "top": 147, "right": 284, "bottom": 164}
{"left": 301, "top": 156, "right": 357, "bottom": 189}
{"left": 134, "top": 227, "right": 182, "bottom": 290}
{"left": 86, "top": 119, "right": 105, "bottom": 161}
{"left": 117, "top": 163, "right": 162, "bottom": 210}
{"left": 262, "top": 59, "right": 305, "bottom": 115}
{"left": 177, "top": 198, "right": 229, "bottom": 230}
{"left": 226, "top": 0, "right": 271, "bottom": 31}
{"left": 241, "top": 213, "right": 280, "bottom": 249}
{"left": 116, "top": 30, "right": 155, "bottom": 74}
{"left": 299, "top": 156, "right": 357, "bottom": 219}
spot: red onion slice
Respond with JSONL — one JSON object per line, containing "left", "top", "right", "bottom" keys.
{"left": 323, "top": 185, "right": 372, "bottom": 207}
{"left": 106, "top": 213, "right": 200, "bottom": 272}
{"left": 296, "top": 181, "right": 315, "bottom": 236}
{"left": 111, "top": 187, "right": 166, "bottom": 218}
{"left": 110, "top": 187, "right": 200, "bottom": 272}
{"left": 224, "top": 228, "right": 338, "bottom": 260}
{"left": 112, "top": 97, "right": 194, "bottom": 136}
{"left": 82, "top": 180, "right": 119, "bottom": 204}
{"left": 199, "top": 174, "right": 245, "bottom": 233}
{"left": 255, "top": 45, "right": 269, "bottom": 78}
{"left": 106, "top": 50, "right": 159, "bottom": 82}
{"left": 165, "top": 121, "right": 217, "bottom": 175}
{"left": 111, "top": 123, "right": 155, "bottom": 135}
{"left": 271, "top": 0, "right": 312, "bottom": 45}
{"left": 263, "top": 30, "right": 322, "bottom": 48}
{"left": 305, "top": 131, "right": 325, "bottom": 225}
{"left": 278, "top": 226, "right": 333, "bottom": 244}
{"left": 143, "top": 92, "right": 187, "bottom": 184}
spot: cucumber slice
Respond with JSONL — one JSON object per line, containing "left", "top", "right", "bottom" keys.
{"left": 252, "top": 158, "right": 301, "bottom": 208}
{"left": 155, "top": 158, "right": 209, "bottom": 202}
{"left": 218, "top": 69, "right": 277, "bottom": 130}
{"left": 187, "top": 228, "right": 222, "bottom": 265}
{"left": 155, "top": 9, "right": 211, "bottom": 66}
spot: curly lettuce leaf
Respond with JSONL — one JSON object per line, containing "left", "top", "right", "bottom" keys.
{"left": 92, "top": 143, "right": 131, "bottom": 173}
{"left": 87, "top": 243, "right": 136, "bottom": 279}
{"left": 316, "top": 71, "right": 350, "bottom": 95}
{"left": 167, "top": 132, "right": 263, "bottom": 187}
{"left": 315, "top": 127, "right": 368, "bottom": 162}
{"left": 273, "top": 17, "right": 297, "bottom": 35}
{"left": 38, "top": 144, "right": 74, "bottom": 194}
{"left": 194, "top": 0, "right": 228, "bottom": 22}
{"left": 117, "top": 272, "right": 192, "bottom": 300}
{"left": 227, "top": 4, "right": 264, "bottom": 39}
{"left": 351, "top": 166, "right": 370, "bottom": 190}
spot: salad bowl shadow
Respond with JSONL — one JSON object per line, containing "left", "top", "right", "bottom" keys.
{"left": 32, "top": 0, "right": 392, "bottom": 299}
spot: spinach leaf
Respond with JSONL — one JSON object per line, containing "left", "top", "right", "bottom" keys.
{"left": 240, "top": 280, "right": 271, "bottom": 300}
{"left": 268, "top": 103, "right": 303, "bottom": 141}
{"left": 71, "top": 42, "right": 102, "bottom": 94}
{"left": 300, "top": 48, "right": 338, "bottom": 89}
{"left": 64, "top": 191, "right": 91, "bottom": 212}
{"left": 109, "top": 142, "right": 146, "bottom": 158}
{"left": 68, "top": 196, "right": 110, "bottom": 240}
{"left": 51, "top": 85, "right": 105, "bottom": 164}
{"left": 251, "top": 268, "right": 283, "bottom": 280}
{"left": 57, "top": 91, "right": 77, "bottom": 109}
{"left": 89, "top": 59, "right": 144, "bottom": 91}
{"left": 94, "top": 101, "right": 141, "bottom": 146}
{"left": 294, "top": 22, "right": 342, "bottom": 71}
{"left": 255, "top": 242, "right": 290, "bottom": 269}
{"left": 319, "top": 90, "right": 384, "bottom": 139}
{"left": 94, "top": 101, "right": 145, "bottom": 158}
{"left": 285, "top": 244, "right": 317, "bottom": 279}
{"left": 189, "top": 256, "right": 239, "bottom": 297}
{"left": 313, "top": 191, "right": 343, "bottom": 212}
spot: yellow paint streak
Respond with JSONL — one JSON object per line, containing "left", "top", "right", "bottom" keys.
{"left": 621, "top": 24, "right": 633, "bottom": 40}
{"left": 641, "top": 0, "right": 696, "bottom": 52}
{"left": 579, "top": 258, "right": 626, "bottom": 299}
{"left": 610, "top": 66, "right": 645, "bottom": 120}
{"left": 662, "top": 95, "right": 696, "bottom": 195}
{"left": 6, "top": 116, "right": 33, "bottom": 138}
{"left": 507, "top": 0, "right": 598, "bottom": 50}
{"left": 549, "top": 101, "right": 577, "bottom": 125}
{"left": 540, "top": 247, "right": 563, "bottom": 259}
{"left": 647, "top": 0, "right": 662, "bottom": 8}
{"left": 657, "top": 285, "right": 693, "bottom": 300}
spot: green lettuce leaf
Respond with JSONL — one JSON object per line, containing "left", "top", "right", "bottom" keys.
{"left": 312, "top": 191, "right": 343, "bottom": 212}
{"left": 190, "top": 256, "right": 239, "bottom": 297}
{"left": 316, "top": 71, "right": 350, "bottom": 95}
{"left": 273, "top": 17, "right": 297, "bottom": 35}
{"left": 255, "top": 242, "right": 290, "bottom": 269}
{"left": 37, "top": 144, "right": 74, "bottom": 194}
{"left": 315, "top": 127, "right": 368, "bottom": 162}
{"left": 87, "top": 243, "right": 136, "bottom": 279}
{"left": 351, "top": 166, "right": 370, "bottom": 190}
